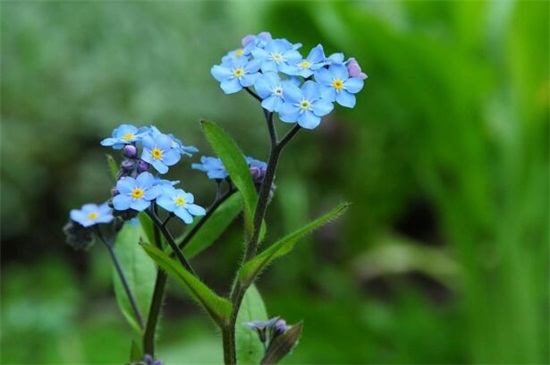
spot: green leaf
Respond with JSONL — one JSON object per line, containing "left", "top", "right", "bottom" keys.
{"left": 239, "top": 202, "right": 350, "bottom": 286}
{"left": 106, "top": 154, "right": 119, "bottom": 183}
{"left": 112, "top": 223, "right": 156, "bottom": 334}
{"left": 201, "top": 120, "right": 257, "bottom": 236}
{"left": 138, "top": 211, "right": 156, "bottom": 247}
{"left": 129, "top": 339, "right": 143, "bottom": 362}
{"left": 261, "top": 321, "right": 304, "bottom": 365}
{"left": 180, "top": 193, "right": 243, "bottom": 259}
{"left": 141, "top": 243, "right": 232, "bottom": 327}
{"left": 236, "top": 285, "right": 269, "bottom": 365}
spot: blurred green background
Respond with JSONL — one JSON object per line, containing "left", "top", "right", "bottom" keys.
{"left": 1, "top": 1, "right": 548, "bottom": 364}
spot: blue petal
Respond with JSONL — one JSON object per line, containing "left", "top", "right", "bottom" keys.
{"left": 131, "top": 199, "right": 151, "bottom": 212}
{"left": 278, "top": 103, "right": 300, "bottom": 124}
{"left": 336, "top": 91, "right": 356, "bottom": 108}
{"left": 319, "top": 85, "right": 336, "bottom": 102}
{"left": 240, "top": 73, "right": 260, "bottom": 87}
{"left": 211, "top": 65, "right": 231, "bottom": 82}
{"left": 302, "top": 81, "right": 321, "bottom": 100}
{"left": 100, "top": 137, "right": 116, "bottom": 146}
{"left": 174, "top": 208, "right": 193, "bottom": 224}
{"left": 156, "top": 195, "right": 175, "bottom": 212}
{"left": 221, "top": 78, "right": 243, "bottom": 94}
{"left": 136, "top": 172, "right": 154, "bottom": 188}
{"left": 113, "top": 195, "right": 132, "bottom": 210}
{"left": 144, "top": 185, "right": 162, "bottom": 200}
{"left": 187, "top": 204, "right": 206, "bottom": 216}
{"left": 152, "top": 160, "right": 169, "bottom": 174}
{"left": 254, "top": 76, "right": 273, "bottom": 98}
{"left": 282, "top": 84, "right": 302, "bottom": 104}
{"left": 314, "top": 68, "right": 332, "bottom": 86}
{"left": 312, "top": 99, "right": 334, "bottom": 116}
{"left": 298, "top": 111, "right": 321, "bottom": 130}
{"left": 308, "top": 44, "right": 325, "bottom": 63}
{"left": 162, "top": 149, "right": 181, "bottom": 166}
{"left": 141, "top": 135, "right": 155, "bottom": 149}
{"left": 261, "top": 96, "right": 282, "bottom": 112}
{"left": 344, "top": 77, "right": 364, "bottom": 93}
{"left": 117, "top": 177, "right": 136, "bottom": 194}
{"left": 331, "top": 64, "right": 349, "bottom": 80}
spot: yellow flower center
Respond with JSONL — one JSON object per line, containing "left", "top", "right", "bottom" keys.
{"left": 332, "top": 79, "right": 344, "bottom": 90}
{"left": 233, "top": 68, "right": 244, "bottom": 78}
{"left": 299, "top": 100, "right": 311, "bottom": 111}
{"left": 151, "top": 147, "right": 163, "bottom": 160}
{"left": 88, "top": 212, "right": 98, "bottom": 220}
{"left": 234, "top": 48, "right": 244, "bottom": 57}
{"left": 175, "top": 196, "right": 186, "bottom": 206}
{"left": 122, "top": 133, "right": 135, "bottom": 140}
{"left": 272, "top": 52, "right": 283, "bottom": 62}
{"left": 299, "top": 60, "right": 311, "bottom": 69}
{"left": 132, "top": 188, "right": 144, "bottom": 199}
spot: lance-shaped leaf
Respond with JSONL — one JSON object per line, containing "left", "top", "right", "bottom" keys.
{"left": 112, "top": 223, "right": 156, "bottom": 334}
{"left": 261, "top": 321, "right": 304, "bottom": 365}
{"left": 106, "top": 154, "right": 119, "bottom": 183}
{"left": 201, "top": 120, "right": 258, "bottom": 236}
{"left": 239, "top": 202, "right": 349, "bottom": 286}
{"left": 138, "top": 212, "right": 156, "bottom": 247}
{"left": 141, "top": 243, "right": 232, "bottom": 327}
{"left": 179, "top": 193, "right": 243, "bottom": 259}
{"left": 236, "top": 285, "right": 269, "bottom": 365}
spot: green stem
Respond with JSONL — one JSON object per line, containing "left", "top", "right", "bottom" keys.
{"left": 143, "top": 268, "right": 167, "bottom": 356}
{"left": 177, "top": 188, "right": 236, "bottom": 252}
{"left": 146, "top": 207, "right": 197, "bottom": 276}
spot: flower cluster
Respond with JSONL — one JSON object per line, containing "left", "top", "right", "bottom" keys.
{"left": 211, "top": 32, "right": 367, "bottom": 130}
{"left": 65, "top": 125, "right": 207, "bottom": 248}
{"left": 102, "top": 124, "right": 206, "bottom": 223}
{"left": 192, "top": 155, "right": 268, "bottom": 184}
{"left": 245, "top": 316, "right": 292, "bottom": 351}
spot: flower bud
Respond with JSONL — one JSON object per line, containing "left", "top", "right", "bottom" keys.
{"left": 121, "top": 159, "right": 135, "bottom": 172}
{"left": 137, "top": 160, "right": 150, "bottom": 173}
{"left": 346, "top": 58, "right": 368, "bottom": 80}
{"left": 123, "top": 144, "right": 138, "bottom": 158}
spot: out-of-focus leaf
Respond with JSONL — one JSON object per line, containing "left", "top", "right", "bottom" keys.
{"left": 141, "top": 243, "right": 232, "bottom": 327}
{"left": 179, "top": 193, "right": 243, "bottom": 259}
{"left": 130, "top": 339, "right": 142, "bottom": 362}
{"left": 261, "top": 321, "right": 303, "bottom": 365}
{"left": 239, "top": 202, "right": 349, "bottom": 286}
{"left": 201, "top": 120, "right": 258, "bottom": 237}
{"left": 112, "top": 223, "right": 156, "bottom": 334}
{"left": 138, "top": 212, "right": 155, "bottom": 248}
{"left": 106, "top": 154, "right": 119, "bottom": 183}
{"left": 236, "top": 285, "right": 268, "bottom": 365}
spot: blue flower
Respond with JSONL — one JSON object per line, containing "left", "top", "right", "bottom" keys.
{"left": 70, "top": 202, "right": 114, "bottom": 227}
{"left": 147, "top": 126, "right": 198, "bottom": 157}
{"left": 254, "top": 73, "right": 299, "bottom": 112}
{"left": 101, "top": 124, "right": 149, "bottom": 149}
{"left": 141, "top": 133, "right": 182, "bottom": 174}
{"left": 278, "top": 80, "right": 334, "bottom": 129}
{"left": 192, "top": 156, "right": 228, "bottom": 180}
{"left": 112, "top": 172, "right": 162, "bottom": 212}
{"left": 211, "top": 57, "right": 262, "bottom": 94}
{"left": 281, "top": 44, "right": 327, "bottom": 78}
{"left": 251, "top": 39, "right": 302, "bottom": 73}
{"left": 156, "top": 186, "right": 206, "bottom": 224}
{"left": 246, "top": 156, "right": 267, "bottom": 184}
{"left": 314, "top": 64, "right": 364, "bottom": 108}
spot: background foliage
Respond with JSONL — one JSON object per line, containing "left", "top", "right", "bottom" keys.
{"left": 1, "top": 1, "right": 548, "bottom": 364}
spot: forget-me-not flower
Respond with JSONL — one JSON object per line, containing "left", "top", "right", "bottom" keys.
{"left": 254, "top": 73, "right": 299, "bottom": 112}
{"left": 314, "top": 64, "right": 364, "bottom": 108}
{"left": 141, "top": 133, "right": 182, "bottom": 174}
{"left": 112, "top": 172, "right": 162, "bottom": 212}
{"left": 278, "top": 80, "right": 334, "bottom": 130}
{"left": 282, "top": 44, "right": 327, "bottom": 78}
{"left": 251, "top": 39, "right": 302, "bottom": 73}
{"left": 101, "top": 124, "right": 149, "bottom": 149}
{"left": 70, "top": 202, "right": 114, "bottom": 227}
{"left": 192, "top": 156, "right": 228, "bottom": 180}
{"left": 211, "top": 57, "right": 262, "bottom": 94}
{"left": 156, "top": 186, "right": 206, "bottom": 224}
